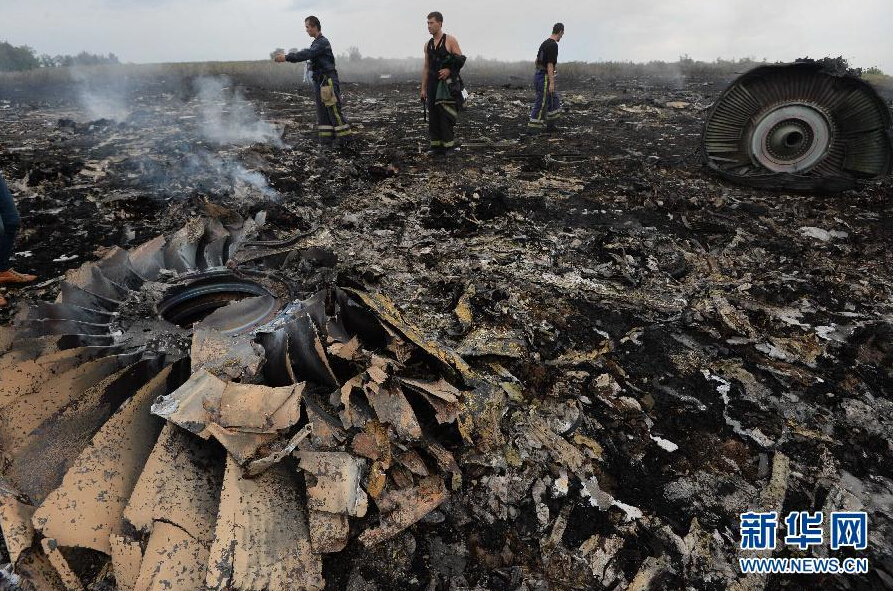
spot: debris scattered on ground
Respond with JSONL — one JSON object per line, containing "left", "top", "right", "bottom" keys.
{"left": 0, "top": 69, "right": 891, "bottom": 589}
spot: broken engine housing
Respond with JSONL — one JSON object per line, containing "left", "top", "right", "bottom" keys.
{"left": 701, "top": 61, "right": 893, "bottom": 192}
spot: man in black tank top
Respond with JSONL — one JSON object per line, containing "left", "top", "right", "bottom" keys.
{"left": 421, "top": 11, "right": 465, "bottom": 154}
{"left": 528, "top": 23, "right": 564, "bottom": 133}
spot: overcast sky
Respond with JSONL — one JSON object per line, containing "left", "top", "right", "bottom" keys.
{"left": 3, "top": 0, "right": 891, "bottom": 71}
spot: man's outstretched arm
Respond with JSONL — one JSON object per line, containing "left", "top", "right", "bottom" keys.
{"left": 285, "top": 38, "right": 327, "bottom": 63}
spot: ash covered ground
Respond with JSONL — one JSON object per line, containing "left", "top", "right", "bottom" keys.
{"left": 1, "top": 71, "right": 892, "bottom": 590}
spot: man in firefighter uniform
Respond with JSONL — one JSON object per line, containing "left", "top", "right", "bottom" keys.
{"left": 421, "top": 11, "right": 466, "bottom": 155}
{"left": 528, "top": 23, "right": 564, "bottom": 132}
{"left": 275, "top": 16, "right": 352, "bottom": 144}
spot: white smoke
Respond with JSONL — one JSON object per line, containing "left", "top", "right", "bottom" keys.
{"left": 193, "top": 76, "right": 283, "bottom": 147}
{"left": 187, "top": 151, "right": 280, "bottom": 203}
{"left": 70, "top": 66, "right": 130, "bottom": 121}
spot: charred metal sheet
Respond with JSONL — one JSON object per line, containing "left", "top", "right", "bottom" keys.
{"left": 303, "top": 397, "right": 347, "bottom": 450}
{"left": 306, "top": 510, "right": 349, "bottom": 554}
{"left": 0, "top": 487, "right": 36, "bottom": 564}
{"left": 397, "top": 376, "right": 461, "bottom": 403}
{"left": 0, "top": 352, "right": 143, "bottom": 458}
{"left": 23, "top": 302, "right": 116, "bottom": 325}
{"left": 223, "top": 216, "right": 260, "bottom": 264}
{"left": 424, "top": 440, "right": 462, "bottom": 489}
{"left": 133, "top": 521, "right": 209, "bottom": 591}
{"left": 202, "top": 235, "right": 229, "bottom": 269}
{"left": 124, "top": 423, "right": 224, "bottom": 545}
{"left": 327, "top": 334, "right": 361, "bottom": 362}
{"left": 126, "top": 235, "right": 166, "bottom": 281}
{"left": 337, "top": 375, "right": 374, "bottom": 430}
{"left": 364, "top": 382, "right": 423, "bottom": 440}
{"left": 95, "top": 247, "right": 146, "bottom": 291}
{"left": 350, "top": 419, "right": 392, "bottom": 467}
{"left": 258, "top": 328, "right": 297, "bottom": 386}
{"left": 358, "top": 475, "right": 448, "bottom": 546}
{"left": 294, "top": 451, "right": 369, "bottom": 517}
{"left": 218, "top": 381, "right": 303, "bottom": 433}
{"left": 162, "top": 219, "right": 204, "bottom": 274}
{"left": 147, "top": 369, "right": 223, "bottom": 438}
{"left": 8, "top": 547, "right": 68, "bottom": 591}
{"left": 195, "top": 217, "right": 230, "bottom": 270}
{"left": 397, "top": 449, "right": 429, "bottom": 476}
{"left": 64, "top": 263, "right": 129, "bottom": 302}
{"left": 152, "top": 369, "right": 304, "bottom": 437}
{"left": 206, "top": 458, "right": 324, "bottom": 591}
{"left": 203, "top": 423, "right": 277, "bottom": 466}
{"left": 31, "top": 362, "right": 181, "bottom": 553}
{"left": 56, "top": 281, "right": 120, "bottom": 312}
{"left": 190, "top": 327, "right": 264, "bottom": 380}
{"left": 40, "top": 538, "right": 85, "bottom": 591}
{"left": 109, "top": 534, "right": 143, "bottom": 591}
{"left": 282, "top": 313, "right": 339, "bottom": 386}
{"left": 341, "top": 287, "right": 475, "bottom": 382}
{"left": 295, "top": 289, "right": 332, "bottom": 337}
{"left": 5, "top": 355, "right": 163, "bottom": 503}
{"left": 701, "top": 60, "right": 893, "bottom": 191}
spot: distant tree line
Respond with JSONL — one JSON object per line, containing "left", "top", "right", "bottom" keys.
{"left": 0, "top": 40, "right": 119, "bottom": 72}
{"left": 0, "top": 41, "right": 39, "bottom": 71}
{"left": 38, "top": 52, "right": 120, "bottom": 68}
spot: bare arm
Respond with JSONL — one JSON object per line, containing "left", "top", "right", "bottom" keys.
{"left": 447, "top": 36, "right": 462, "bottom": 56}
{"left": 547, "top": 62, "right": 556, "bottom": 91}
{"left": 421, "top": 42, "right": 429, "bottom": 98}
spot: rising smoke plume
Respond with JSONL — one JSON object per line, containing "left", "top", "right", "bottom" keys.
{"left": 70, "top": 66, "right": 131, "bottom": 121}
{"left": 193, "top": 76, "right": 284, "bottom": 147}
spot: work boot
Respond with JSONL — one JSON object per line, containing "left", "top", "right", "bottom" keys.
{"left": 0, "top": 269, "right": 37, "bottom": 285}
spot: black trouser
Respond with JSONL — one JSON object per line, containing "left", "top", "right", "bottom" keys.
{"left": 426, "top": 76, "right": 455, "bottom": 150}
{"left": 312, "top": 71, "right": 351, "bottom": 143}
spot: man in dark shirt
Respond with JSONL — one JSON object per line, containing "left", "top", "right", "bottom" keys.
{"left": 275, "top": 16, "right": 352, "bottom": 144}
{"left": 528, "top": 23, "right": 564, "bottom": 132}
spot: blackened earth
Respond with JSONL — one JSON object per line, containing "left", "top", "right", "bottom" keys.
{"left": 0, "top": 74, "right": 892, "bottom": 590}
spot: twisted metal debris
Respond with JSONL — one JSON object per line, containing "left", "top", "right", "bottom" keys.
{"left": 0, "top": 212, "right": 478, "bottom": 590}
{"left": 0, "top": 65, "right": 891, "bottom": 590}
